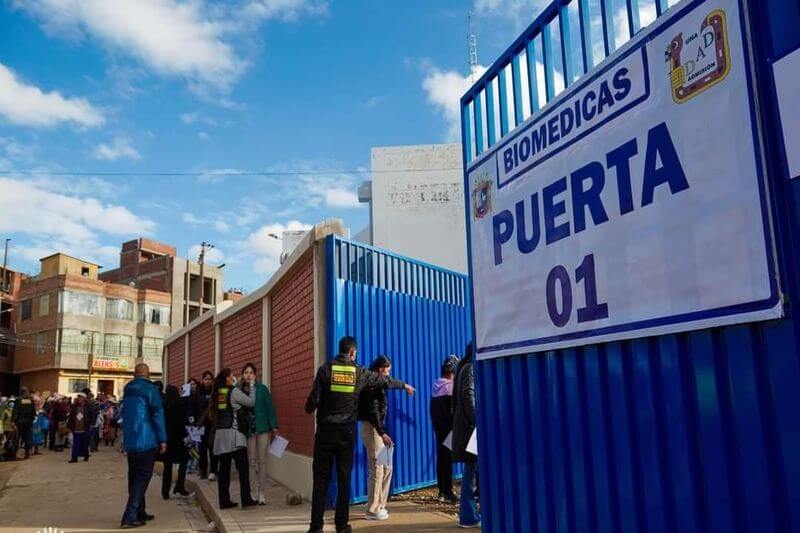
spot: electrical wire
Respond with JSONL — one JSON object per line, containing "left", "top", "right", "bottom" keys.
{"left": 0, "top": 167, "right": 463, "bottom": 177}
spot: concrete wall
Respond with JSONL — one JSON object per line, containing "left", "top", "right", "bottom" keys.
{"left": 368, "top": 144, "right": 467, "bottom": 273}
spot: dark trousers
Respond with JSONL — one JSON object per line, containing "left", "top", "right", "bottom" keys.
{"left": 122, "top": 449, "right": 157, "bottom": 524}
{"left": 435, "top": 428, "right": 454, "bottom": 496}
{"left": 217, "top": 447, "right": 252, "bottom": 506}
{"left": 162, "top": 458, "right": 188, "bottom": 497}
{"left": 199, "top": 431, "right": 217, "bottom": 477}
{"left": 16, "top": 422, "right": 33, "bottom": 456}
{"left": 90, "top": 428, "right": 100, "bottom": 451}
{"left": 48, "top": 425, "right": 56, "bottom": 450}
{"left": 310, "top": 424, "right": 355, "bottom": 532}
{"left": 71, "top": 431, "right": 90, "bottom": 460}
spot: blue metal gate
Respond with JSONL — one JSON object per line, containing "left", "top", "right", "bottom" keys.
{"left": 462, "top": 0, "right": 800, "bottom": 532}
{"left": 325, "top": 235, "right": 472, "bottom": 503}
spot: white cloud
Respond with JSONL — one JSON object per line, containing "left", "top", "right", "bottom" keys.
{"left": 188, "top": 244, "right": 225, "bottom": 265}
{"left": 325, "top": 188, "right": 360, "bottom": 209}
{"left": 197, "top": 131, "right": 210, "bottom": 141}
{"left": 422, "top": 64, "right": 487, "bottom": 142}
{"left": 237, "top": 221, "right": 312, "bottom": 276}
{"left": 0, "top": 62, "right": 104, "bottom": 128}
{"left": 182, "top": 212, "right": 232, "bottom": 233}
{"left": 474, "top": 0, "right": 549, "bottom": 20}
{"left": 93, "top": 136, "right": 141, "bottom": 161}
{"left": 180, "top": 111, "right": 217, "bottom": 126}
{"left": 14, "top": 0, "right": 328, "bottom": 96}
{"left": 214, "top": 220, "right": 231, "bottom": 233}
{"left": 0, "top": 177, "right": 156, "bottom": 267}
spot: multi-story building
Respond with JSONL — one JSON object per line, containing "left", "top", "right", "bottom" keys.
{"left": 100, "top": 238, "right": 224, "bottom": 330}
{"left": 357, "top": 143, "right": 467, "bottom": 273}
{"left": 14, "top": 253, "right": 171, "bottom": 397}
{"left": 0, "top": 266, "right": 24, "bottom": 395}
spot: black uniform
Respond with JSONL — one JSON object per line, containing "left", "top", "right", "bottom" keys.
{"left": 11, "top": 393, "right": 36, "bottom": 457}
{"left": 305, "top": 355, "right": 406, "bottom": 533}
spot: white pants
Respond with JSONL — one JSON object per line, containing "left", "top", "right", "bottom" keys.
{"left": 360, "top": 421, "right": 392, "bottom": 515}
{"left": 246, "top": 432, "right": 270, "bottom": 499}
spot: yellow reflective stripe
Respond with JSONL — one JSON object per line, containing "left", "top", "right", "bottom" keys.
{"left": 331, "top": 365, "right": 356, "bottom": 373}
{"left": 331, "top": 384, "right": 356, "bottom": 393}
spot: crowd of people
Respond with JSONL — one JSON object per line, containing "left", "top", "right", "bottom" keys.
{"left": 1, "top": 334, "right": 479, "bottom": 532}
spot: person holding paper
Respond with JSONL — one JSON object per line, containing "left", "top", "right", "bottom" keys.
{"left": 241, "top": 362, "right": 280, "bottom": 505}
{"left": 304, "top": 336, "right": 415, "bottom": 533}
{"left": 356, "top": 355, "right": 402, "bottom": 521}
{"left": 452, "top": 343, "right": 480, "bottom": 529}
{"left": 430, "top": 355, "right": 459, "bottom": 504}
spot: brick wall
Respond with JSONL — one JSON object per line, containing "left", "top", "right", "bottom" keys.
{"left": 270, "top": 255, "right": 315, "bottom": 457}
{"left": 189, "top": 318, "right": 215, "bottom": 380}
{"left": 220, "top": 300, "right": 263, "bottom": 375}
{"left": 167, "top": 335, "right": 185, "bottom": 386}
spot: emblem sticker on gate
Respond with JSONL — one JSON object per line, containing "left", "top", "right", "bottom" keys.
{"left": 665, "top": 9, "right": 731, "bottom": 103}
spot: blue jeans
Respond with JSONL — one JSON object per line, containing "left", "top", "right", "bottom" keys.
{"left": 121, "top": 449, "right": 157, "bottom": 524}
{"left": 460, "top": 461, "right": 481, "bottom": 526}
{"left": 71, "top": 431, "right": 89, "bottom": 460}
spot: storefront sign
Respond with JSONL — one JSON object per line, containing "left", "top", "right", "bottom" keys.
{"left": 467, "top": 0, "right": 781, "bottom": 359}
{"left": 92, "top": 356, "right": 129, "bottom": 371}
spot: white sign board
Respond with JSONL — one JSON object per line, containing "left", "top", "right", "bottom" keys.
{"left": 772, "top": 46, "right": 800, "bottom": 179}
{"left": 466, "top": 0, "right": 781, "bottom": 359}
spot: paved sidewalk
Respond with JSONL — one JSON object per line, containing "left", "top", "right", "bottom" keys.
{"left": 188, "top": 472, "right": 458, "bottom": 533}
{"left": 0, "top": 448, "right": 212, "bottom": 533}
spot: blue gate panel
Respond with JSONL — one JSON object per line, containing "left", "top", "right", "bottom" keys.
{"left": 325, "top": 236, "right": 472, "bottom": 503}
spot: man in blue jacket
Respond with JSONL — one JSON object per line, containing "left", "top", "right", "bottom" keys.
{"left": 120, "top": 363, "right": 167, "bottom": 529}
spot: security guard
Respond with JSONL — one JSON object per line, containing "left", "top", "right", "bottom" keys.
{"left": 11, "top": 386, "right": 36, "bottom": 459}
{"left": 305, "top": 336, "right": 415, "bottom": 533}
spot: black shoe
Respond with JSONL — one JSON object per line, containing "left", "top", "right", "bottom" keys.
{"left": 219, "top": 501, "right": 238, "bottom": 510}
{"left": 140, "top": 512, "right": 154, "bottom": 521}
{"left": 241, "top": 498, "right": 259, "bottom": 508}
{"left": 336, "top": 526, "right": 352, "bottom": 533}
{"left": 307, "top": 530, "right": 323, "bottom": 533}
{"left": 174, "top": 488, "right": 191, "bottom": 497}
{"left": 162, "top": 493, "right": 170, "bottom": 500}
{"left": 68, "top": 459, "right": 78, "bottom": 463}
{"left": 83, "top": 457, "right": 89, "bottom": 462}
{"left": 120, "top": 521, "right": 144, "bottom": 529}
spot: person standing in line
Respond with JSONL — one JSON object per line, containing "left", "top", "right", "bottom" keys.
{"left": 120, "top": 363, "right": 167, "bottom": 529}
{"left": 357, "top": 355, "right": 398, "bottom": 521}
{"left": 67, "top": 392, "right": 96, "bottom": 463}
{"left": 240, "top": 362, "right": 279, "bottom": 505}
{"left": 430, "top": 355, "right": 459, "bottom": 503}
{"left": 194, "top": 371, "right": 216, "bottom": 481}
{"left": 11, "top": 386, "right": 35, "bottom": 460}
{"left": 31, "top": 395, "right": 48, "bottom": 455}
{"left": 452, "top": 343, "right": 480, "bottom": 529}
{"left": 161, "top": 385, "right": 191, "bottom": 499}
{"left": 103, "top": 398, "right": 119, "bottom": 447}
{"left": 305, "top": 336, "right": 415, "bottom": 533}
{"left": 209, "top": 368, "right": 258, "bottom": 509}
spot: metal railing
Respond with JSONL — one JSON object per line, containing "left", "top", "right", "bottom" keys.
{"left": 461, "top": 0, "right": 680, "bottom": 164}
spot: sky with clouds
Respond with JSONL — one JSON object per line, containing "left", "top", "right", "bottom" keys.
{"left": 0, "top": 0, "right": 554, "bottom": 291}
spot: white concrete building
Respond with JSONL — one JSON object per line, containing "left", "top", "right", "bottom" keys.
{"left": 358, "top": 144, "right": 467, "bottom": 273}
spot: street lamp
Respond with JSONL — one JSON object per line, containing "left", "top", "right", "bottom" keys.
{"left": 81, "top": 330, "right": 95, "bottom": 393}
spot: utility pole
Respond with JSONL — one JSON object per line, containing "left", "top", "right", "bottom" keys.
{"left": 1, "top": 238, "right": 10, "bottom": 293}
{"left": 198, "top": 242, "right": 214, "bottom": 316}
{"left": 468, "top": 10, "right": 479, "bottom": 82}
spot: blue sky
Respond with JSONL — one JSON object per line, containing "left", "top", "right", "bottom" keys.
{"left": 0, "top": 0, "right": 548, "bottom": 291}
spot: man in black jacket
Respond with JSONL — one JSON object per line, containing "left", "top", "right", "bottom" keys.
{"left": 305, "top": 336, "right": 415, "bottom": 533}
{"left": 430, "top": 355, "right": 459, "bottom": 503}
{"left": 11, "top": 386, "right": 36, "bottom": 459}
{"left": 452, "top": 343, "right": 480, "bottom": 528}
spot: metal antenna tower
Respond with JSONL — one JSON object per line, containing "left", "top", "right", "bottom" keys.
{"left": 468, "top": 10, "right": 479, "bottom": 81}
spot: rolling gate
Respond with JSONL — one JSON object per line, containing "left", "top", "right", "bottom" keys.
{"left": 325, "top": 235, "right": 471, "bottom": 503}
{"left": 461, "top": 1, "right": 800, "bottom": 532}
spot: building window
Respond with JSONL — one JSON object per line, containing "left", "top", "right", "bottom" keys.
{"left": 139, "top": 303, "right": 170, "bottom": 326}
{"left": 35, "top": 332, "right": 48, "bottom": 355}
{"left": 104, "top": 334, "right": 132, "bottom": 357}
{"left": 21, "top": 299, "right": 32, "bottom": 321}
{"left": 139, "top": 337, "right": 164, "bottom": 358}
{"left": 60, "top": 329, "right": 101, "bottom": 355}
{"left": 106, "top": 299, "right": 133, "bottom": 320}
{"left": 39, "top": 294, "right": 50, "bottom": 317}
{"left": 59, "top": 291, "right": 101, "bottom": 317}
{"left": 68, "top": 379, "right": 89, "bottom": 393}
{"left": 81, "top": 267, "right": 90, "bottom": 277}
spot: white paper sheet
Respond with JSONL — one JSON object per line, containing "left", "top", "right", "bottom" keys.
{"left": 269, "top": 435, "right": 289, "bottom": 458}
{"left": 443, "top": 431, "right": 453, "bottom": 450}
{"left": 181, "top": 384, "right": 191, "bottom": 397}
{"left": 466, "top": 429, "right": 478, "bottom": 456}
{"left": 376, "top": 444, "right": 394, "bottom": 467}
{"left": 185, "top": 426, "right": 204, "bottom": 443}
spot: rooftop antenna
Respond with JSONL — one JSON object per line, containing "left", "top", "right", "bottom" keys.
{"left": 468, "top": 10, "right": 479, "bottom": 82}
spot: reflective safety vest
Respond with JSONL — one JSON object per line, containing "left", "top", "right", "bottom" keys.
{"left": 330, "top": 364, "right": 357, "bottom": 394}
{"left": 216, "top": 386, "right": 234, "bottom": 429}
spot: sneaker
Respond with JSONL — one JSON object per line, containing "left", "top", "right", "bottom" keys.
{"left": 365, "top": 511, "right": 388, "bottom": 521}
{"left": 378, "top": 509, "right": 389, "bottom": 519}
{"left": 258, "top": 494, "right": 267, "bottom": 505}
{"left": 208, "top": 473, "right": 216, "bottom": 481}
{"left": 459, "top": 521, "right": 481, "bottom": 529}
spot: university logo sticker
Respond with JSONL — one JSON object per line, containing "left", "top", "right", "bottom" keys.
{"left": 472, "top": 172, "right": 493, "bottom": 220}
{"left": 665, "top": 9, "right": 731, "bottom": 103}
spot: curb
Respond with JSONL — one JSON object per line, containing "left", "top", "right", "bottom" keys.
{"left": 187, "top": 478, "right": 234, "bottom": 533}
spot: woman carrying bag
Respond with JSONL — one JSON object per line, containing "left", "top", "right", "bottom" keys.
{"left": 209, "top": 368, "right": 258, "bottom": 509}
{"left": 241, "top": 362, "right": 279, "bottom": 505}
{"left": 161, "top": 385, "right": 191, "bottom": 499}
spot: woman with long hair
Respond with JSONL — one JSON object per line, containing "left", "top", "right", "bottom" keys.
{"left": 161, "top": 384, "right": 191, "bottom": 499}
{"left": 241, "top": 362, "right": 279, "bottom": 505}
{"left": 209, "top": 368, "right": 258, "bottom": 509}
